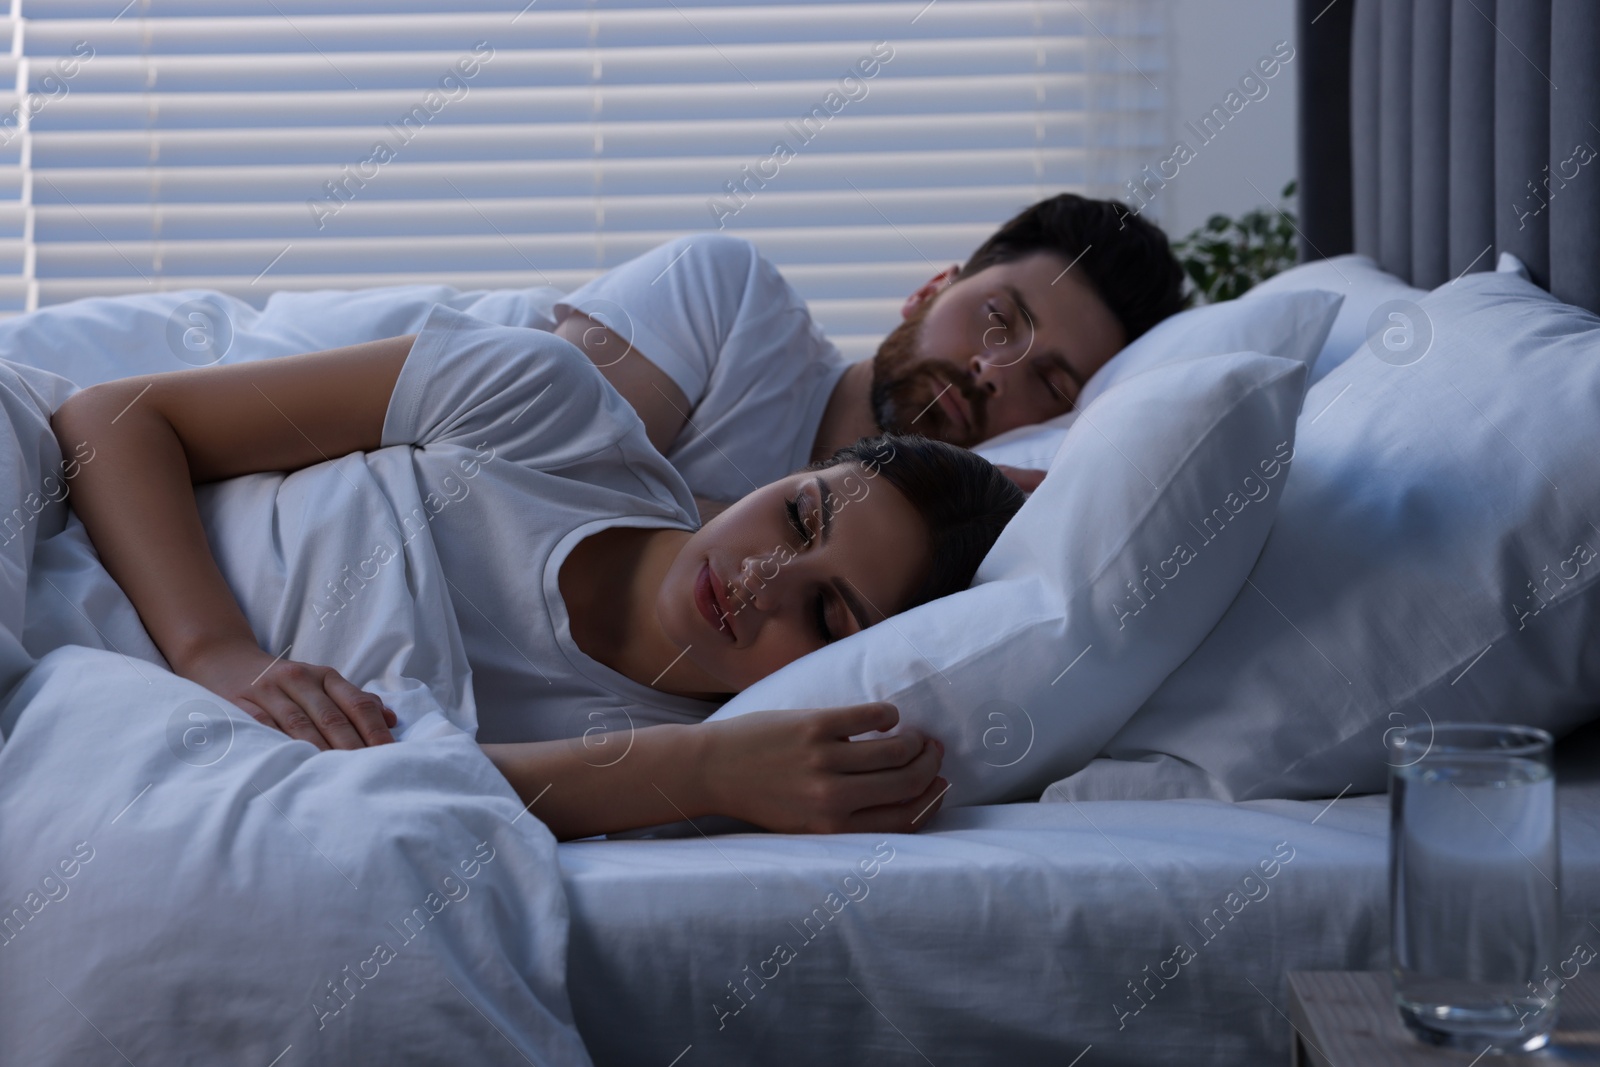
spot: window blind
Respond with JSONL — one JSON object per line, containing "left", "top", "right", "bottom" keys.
{"left": 5, "top": 0, "right": 1168, "bottom": 357}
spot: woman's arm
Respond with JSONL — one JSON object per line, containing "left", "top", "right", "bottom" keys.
{"left": 51, "top": 336, "right": 414, "bottom": 749}
{"left": 481, "top": 702, "right": 947, "bottom": 841}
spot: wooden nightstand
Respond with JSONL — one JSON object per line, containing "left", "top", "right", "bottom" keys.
{"left": 1287, "top": 971, "right": 1600, "bottom": 1065}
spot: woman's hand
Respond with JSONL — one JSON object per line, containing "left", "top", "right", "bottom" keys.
{"left": 175, "top": 638, "right": 397, "bottom": 750}
{"left": 700, "top": 702, "right": 947, "bottom": 834}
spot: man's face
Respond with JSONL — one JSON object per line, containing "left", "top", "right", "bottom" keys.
{"left": 869, "top": 251, "right": 1128, "bottom": 447}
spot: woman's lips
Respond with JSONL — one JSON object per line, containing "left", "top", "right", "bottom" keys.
{"left": 695, "top": 561, "right": 736, "bottom": 642}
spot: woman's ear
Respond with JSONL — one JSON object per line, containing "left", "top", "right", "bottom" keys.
{"left": 900, "top": 264, "right": 961, "bottom": 319}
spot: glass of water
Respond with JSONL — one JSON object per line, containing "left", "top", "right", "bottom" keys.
{"left": 1388, "top": 723, "right": 1560, "bottom": 1052}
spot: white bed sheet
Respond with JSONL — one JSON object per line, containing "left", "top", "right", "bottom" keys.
{"left": 0, "top": 285, "right": 563, "bottom": 389}
{"left": 558, "top": 761, "right": 1600, "bottom": 1066}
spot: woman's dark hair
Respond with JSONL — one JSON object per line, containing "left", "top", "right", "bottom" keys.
{"left": 962, "top": 193, "right": 1190, "bottom": 342}
{"left": 812, "top": 433, "right": 1025, "bottom": 611}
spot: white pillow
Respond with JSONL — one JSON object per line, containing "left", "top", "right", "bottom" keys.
{"left": 1497, "top": 250, "right": 1532, "bottom": 280}
{"left": 1059, "top": 270, "right": 1600, "bottom": 802}
{"left": 1244, "top": 253, "right": 1426, "bottom": 386}
{"left": 973, "top": 289, "right": 1339, "bottom": 469}
{"left": 0, "top": 646, "right": 592, "bottom": 1065}
{"left": 969, "top": 410, "right": 1078, "bottom": 470}
{"left": 707, "top": 349, "right": 1310, "bottom": 805}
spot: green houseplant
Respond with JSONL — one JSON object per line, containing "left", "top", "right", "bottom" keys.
{"left": 1172, "top": 179, "right": 1299, "bottom": 304}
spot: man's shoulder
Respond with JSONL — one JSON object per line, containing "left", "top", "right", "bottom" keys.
{"left": 669, "top": 231, "right": 760, "bottom": 259}
{"left": 653, "top": 232, "right": 764, "bottom": 284}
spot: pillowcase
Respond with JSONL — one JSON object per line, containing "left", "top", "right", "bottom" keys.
{"left": 1243, "top": 253, "right": 1426, "bottom": 386}
{"left": 969, "top": 410, "right": 1078, "bottom": 470}
{"left": 1497, "top": 251, "right": 1532, "bottom": 280}
{"left": 973, "top": 289, "right": 1339, "bottom": 470}
{"left": 1055, "top": 270, "right": 1600, "bottom": 802}
{"left": 707, "top": 348, "right": 1310, "bottom": 805}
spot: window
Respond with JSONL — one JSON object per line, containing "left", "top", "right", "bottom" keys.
{"left": 5, "top": 0, "right": 1166, "bottom": 354}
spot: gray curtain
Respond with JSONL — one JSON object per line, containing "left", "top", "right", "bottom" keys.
{"left": 1316, "top": 0, "right": 1598, "bottom": 312}
{"left": 1447, "top": 0, "right": 1495, "bottom": 280}
{"left": 1377, "top": 0, "right": 1413, "bottom": 279}
{"left": 1410, "top": 0, "right": 1451, "bottom": 288}
{"left": 1351, "top": 0, "right": 1381, "bottom": 260}
{"left": 1550, "top": 0, "right": 1600, "bottom": 312}
{"left": 1493, "top": 1, "right": 1550, "bottom": 287}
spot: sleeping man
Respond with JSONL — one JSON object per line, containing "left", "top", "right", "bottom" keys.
{"left": 549, "top": 192, "right": 1188, "bottom": 518}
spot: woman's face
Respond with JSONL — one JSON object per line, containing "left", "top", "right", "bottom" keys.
{"left": 657, "top": 459, "right": 932, "bottom": 694}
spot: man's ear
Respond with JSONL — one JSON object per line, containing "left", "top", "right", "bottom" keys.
{"left": 900, "top": 264, "right": 961, "bottom": 319}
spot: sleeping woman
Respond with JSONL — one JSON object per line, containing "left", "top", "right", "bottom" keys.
{"left": 52, "top": 306, "right": 1023, "bottom": 842}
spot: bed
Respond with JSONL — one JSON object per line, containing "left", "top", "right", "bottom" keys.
{"left": 2, "top": 1, "right": 1599, "bottom": 1064}
{"left": 559, "top": 1, "right": 1600, "bottom": 1062}
{"left": 565, "top": 732, "right": 1600, "bottom": 1065}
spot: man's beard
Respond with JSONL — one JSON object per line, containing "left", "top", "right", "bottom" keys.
{"left": 868, "top": 306, "right": 990, "bottom": 447}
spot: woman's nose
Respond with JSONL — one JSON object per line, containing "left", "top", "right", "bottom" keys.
{"left": 735, "top": 550, "right": 788, "bottom": 612}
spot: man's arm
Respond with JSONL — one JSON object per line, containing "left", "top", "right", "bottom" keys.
{"left": 555, "top": 312, "right": 689, "bottom": 455}
{"left": 480, "top": 703, "right": 947, "bottom": 842}
{"left": 555, "top": 311, "right": 737, "bottom": 525}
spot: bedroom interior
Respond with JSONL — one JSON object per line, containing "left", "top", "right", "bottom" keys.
{"left": 0, "top": 0, "right": 1597, "bottom": 1064}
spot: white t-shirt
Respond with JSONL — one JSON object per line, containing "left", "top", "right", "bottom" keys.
{"left": 557, "top": 233, "right": 850, "bottom": 503}
{"left": 177, "top": 305, "right": 721, "bottom": 745}
{"left": 383, "top": 305, "right": 723, "bottom": 742}
{"left": 22, "top": 238, "right": 843, "bottom": 741}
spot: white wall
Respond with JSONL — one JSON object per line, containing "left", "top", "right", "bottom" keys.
{"left": 1133, "top": 0, "right": 1300, "bottom": 244}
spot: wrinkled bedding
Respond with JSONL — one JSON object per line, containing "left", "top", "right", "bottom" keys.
{"left": 0, "top": 352, "right": 592, "bottom": 1065}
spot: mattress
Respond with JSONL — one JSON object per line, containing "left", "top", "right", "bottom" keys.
{"left": 559, "top": 728, "right": 1600, "bottom": 1066}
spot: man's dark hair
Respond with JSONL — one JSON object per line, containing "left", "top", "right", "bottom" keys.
{"left": 961, "top": 193, "right": 1189, "bottom": 342}
{"left": 813, "top": 433, "right": 1024, "bottom": 611}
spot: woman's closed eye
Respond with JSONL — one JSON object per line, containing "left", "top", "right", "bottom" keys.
{"left": 784, "top": 494, "right": 836, "bottom": 644}
{"left": 785, "top": 495, "right": 812, "bottom": 546}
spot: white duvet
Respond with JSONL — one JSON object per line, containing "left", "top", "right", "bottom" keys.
{"left": 0, "top": 648, "right": 590, "bottom": 1066}
{"left": 0, "top": 296, "right": 594, "bottom": 1064}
